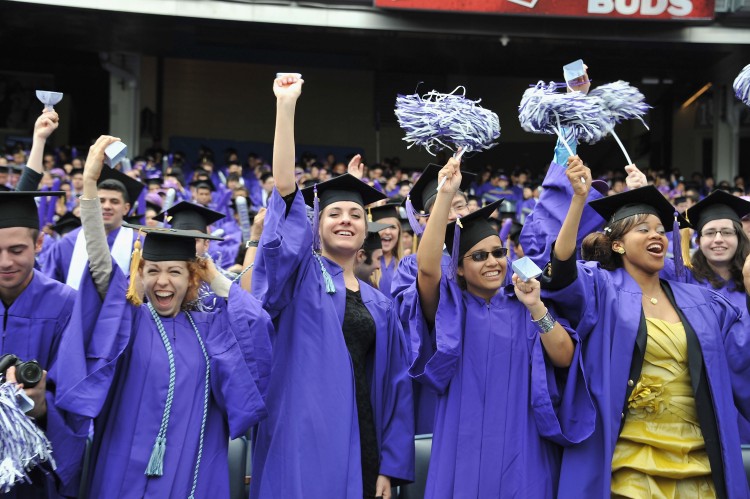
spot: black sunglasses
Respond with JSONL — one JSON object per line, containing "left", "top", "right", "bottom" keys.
{"left": 463, "top": 247, "right": 508, "bottom": 262}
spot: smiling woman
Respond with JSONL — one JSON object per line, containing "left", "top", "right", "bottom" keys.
{"left": 53, "top": 135, "right": 274, "bottom": 499}
{"left": 248, "top": 75, "right": 414, "bottom": 499}
{"left": 542, "top": 160, "right": 750, "bottom": 498}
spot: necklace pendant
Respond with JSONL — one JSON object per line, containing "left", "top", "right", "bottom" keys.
{"left": 650, "top": 297, "right": 658, "bottom": 305}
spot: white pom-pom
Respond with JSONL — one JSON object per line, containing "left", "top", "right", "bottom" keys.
{"left": 733, "top": 64, "right": 750, "bottom": 107}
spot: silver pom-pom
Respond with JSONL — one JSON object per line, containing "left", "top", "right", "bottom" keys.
{"left": 395, "top": 86, "right": 501, "bottom": 155}
{"left": 589, "top": 80, "right": 651, "bottom": 129}
{"left": 733, "top": 64, "right": 750, "bottom": 107}
{"left": 0, "top": 383, "right": 55, "bottom": 492}
{"left": 518, "top": 81, "right": 614, "bottom": 145}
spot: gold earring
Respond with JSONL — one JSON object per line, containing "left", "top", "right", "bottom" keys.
{"left": 615, "top": 247, "right": 625, "bottom": 255}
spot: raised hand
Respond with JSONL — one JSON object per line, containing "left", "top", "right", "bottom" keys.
{"left": 33, "top": 110, "right": 59, "bottom": 141}
{"left": 624, "top": 164, "right": 647, "bottom": 190}
{"left": 83, "top": 135, "right": 121, "bottom": 184}
{"left": 512, "top": 273, "right": 543, "bottom": 311}
{"left": 566, "top": 155, "right": 591, "bottom": 198}
{"left": 250, "top": 207, "right": 266, "bottom": 241}
{"left": 273, "top": 74, "right": 304, "bottom": 101}
{"left": 347, "top": 154, "right": 365, "bottom": 179}
{"left": 437, "top": 156, "right": 462, "bottom": 195}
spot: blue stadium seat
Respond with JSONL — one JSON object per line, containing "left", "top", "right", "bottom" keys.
{"left": 398, "top": 434, "right": 432, "bottom": 499}
{"left": 229, "top": 437, "right": 249, "bottom": 499}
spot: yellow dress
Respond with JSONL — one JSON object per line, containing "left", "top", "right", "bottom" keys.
{"left": 611, "top": 318, "right": 716, "bottom": 498}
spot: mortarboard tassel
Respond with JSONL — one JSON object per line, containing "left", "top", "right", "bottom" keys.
{"left": 126, "top": 231, "right": 144, "bottom": 306}
{"left": 680, "top": 228, "right": 694, "bottom": 273}
{"left": 672, "top": 212, "right": 685, "bottom": 279}
{"left": 450, "top": 218, "right": 462, "bottom": 280}
{"left": 314, "top": 253, "right": 336, "bottom": 294}
{"left": 405, "top": 196, "right": 424, "bottom": 236}
{"left": 312, "top": 184, "right": 321, "bottom": 252}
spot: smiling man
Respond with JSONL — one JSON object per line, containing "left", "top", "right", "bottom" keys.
{"left": 43, "top": 166, "right": 144, "bottom": 289}
{"left": 0, "top": 191, "right": 89, "bottom": 498}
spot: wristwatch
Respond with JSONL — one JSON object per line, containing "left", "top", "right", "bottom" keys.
{"left": 245, "top": 240, "right": 259, "bottom": 249}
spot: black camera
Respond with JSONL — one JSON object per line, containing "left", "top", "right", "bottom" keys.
{"left": 0, "top": 354, "right": 43, "bottom": 388}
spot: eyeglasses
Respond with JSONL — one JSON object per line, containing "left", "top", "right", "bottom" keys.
{"left": 701, "top": 228, "right": 737, "bottom": 239}
{"left": 450, "top": 202, "right": 468, "bottom": 213}
{"left": 463, "top": 247, "right": 508, "bottom": 262}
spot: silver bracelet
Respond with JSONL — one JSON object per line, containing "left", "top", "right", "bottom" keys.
{"left": 531, "top": 308, "right": 557, "bottom": 335}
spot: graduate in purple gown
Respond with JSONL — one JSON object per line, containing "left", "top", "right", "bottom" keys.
{"left": 368, "top": 203, "right": 402, "bottom": 301}
{"left": 543, "top": 158, "right": 750, "bottom": 498}
{"left": 250, "top": 75, "right": 413, "bottom": 499}
{"left": 408, "top": 158, "right": 594, "bottom": 498}
{"left": 390, "top": 164, "right": 475, "bottom": 435}
{"left": 53, "top": 136, "right": 273, "bottom": 498}
{"left": 0, "top": 191, "right": 88, "bottom": 498}
{"left": 660, "top": 190, "right": 750, "bottom": 444}
{"left": 42, "top": 166, "right": 144, "bottom": 289}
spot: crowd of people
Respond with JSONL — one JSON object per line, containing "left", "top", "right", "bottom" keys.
{"left": 0, "top": 71, "right": 749, "bottom": 499}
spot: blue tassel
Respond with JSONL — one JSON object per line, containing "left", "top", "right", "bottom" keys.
{"left": 672, "top": 212, "right": 685, "bottom": 280}
{"left": 312, "top": 185, "right": 321, "bottom": 252}
{"left": 405, "top": 196, "right": 424, "bottom": 236}
{"left": 146, "top": 436, "right": 166, "bottom": 477}
{"left": 314, "top": 253, "right": 336, "bottom": 294}
{"left": 450, "top": 219, "right": 462, "bottom": 280}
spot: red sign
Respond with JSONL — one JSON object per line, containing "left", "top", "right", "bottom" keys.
{"left": 374, "top": 0, "right": 715, "bottom": 21}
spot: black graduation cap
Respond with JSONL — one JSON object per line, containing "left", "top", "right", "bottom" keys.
{"left": 301, "top": 173, "right": 386, "bottom": 210}
{"left": 97, "top": 167, "right": 145, "bottom": 212}
{"left": 0, "top": 191, "right": 65, "bottom": 230}
{"left": 684, "top": 190, "right": 750, "bottom": 233}
{"left": 406, "top": 164, "right": 477, "bottom": 213}
{"left": 123, "top": 223, "right": 223, "bottom": 262}
{"left": 153, "top": 201, "right": 225, "bottom": 233}
{"left": 445, "top": 200, "right": 504, "bottom": 259}
{"left": 50, "top": 212, "right": 81, "bottom": 235}
{"left": 588, "top": 185, "right": 688, "bottom": 232}
{"left": 368, "top": 203, "right": 401, "bottom": 223}
{"left": 362, "top": 221, "right": 393, "bottom": 252}
{"left": 190, "top": 178, "right": 216, "bottom": 192}
{"left": 509, "top": 221, "right": 524, "bottom": 239}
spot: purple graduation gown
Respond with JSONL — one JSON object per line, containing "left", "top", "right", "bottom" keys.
{"left": 54, "top": 263, "right": 273, "bottom": 498}
{"left": 406, "top": 275, "right": 594, "bottom": 498}
{"left": 378, "top": 255, "right": 397, "bottom": 301}
{"left": 660, "top": 258, "right": 750, "bottom": 444}
{"left": 542, "top": 260, "right": 750, "bottom": 498}
{"left": 2, "top": 271, "right": 88, "bottom": 498}
{"left": 250, "top": 189, "right": 414, "bottom": 498}
{"left": 42, "top": 226, "right": 139, "bottom": 284}
{"left": 519, "top": 161, "right": 605, "bottom": 268}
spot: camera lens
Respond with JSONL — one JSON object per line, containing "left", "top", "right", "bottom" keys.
{"left": 15, "top": 361, "right": 42, "bottom": 388}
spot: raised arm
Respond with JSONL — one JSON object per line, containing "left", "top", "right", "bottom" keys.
{"left": 513, "top": 274, "right": 574, "bottom": 367}
{"left": 272, "top": 75, "right": 303, "bottom": 196}
{"left": 17, "top": 110, "right": 59, "bottom": 191}
{"left": 416, "top": 157, "right": 461, "bottom": 326}
{"left": 555, "top": 156, "right": 591, "bottom": 262}
{"left": 240, "top": 207, "right": 266, "bottom": 292}
{"left": 81, "top": 135, "right": 121, "bottom": 296}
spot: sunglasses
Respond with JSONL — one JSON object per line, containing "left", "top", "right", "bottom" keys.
{"left": 463, "top": 247, "right": 508, "bottom": 262}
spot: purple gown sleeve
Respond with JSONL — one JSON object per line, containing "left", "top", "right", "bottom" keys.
{"left": 519, "top": 161, "right": 605, "bottom": 268}
{"left": 406, "top": 276, "right": 465, "bottom": 394}
{"left": 207, "top": 283, "right": 273, "bottom": 438}
{"left": 529, "top": 311, "right": 595, "bottom": 446}
{"left": 713, "top": 291, "right": 750, "bottom": 420}
{"left": 54, "top": 262, "right": 133, "bottom": 418}
{"left": 251, "top": 188, "right": 312, "bottom": 317}
{"left": 370, "top": 300, "right": 415, "bottom": 482}
{"left": 43, "top": 389, "right": 90, "bottom": 496}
